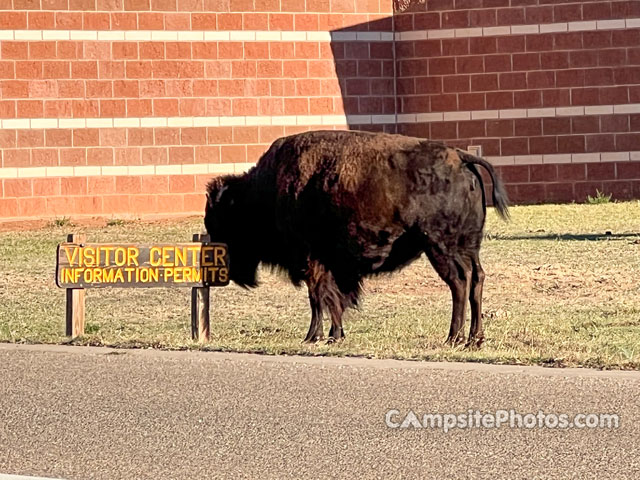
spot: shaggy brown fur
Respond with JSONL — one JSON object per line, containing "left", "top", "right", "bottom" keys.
{"left": 205, "top": 130, "right": 508, "bottom": 346}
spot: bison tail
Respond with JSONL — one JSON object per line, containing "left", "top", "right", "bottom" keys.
{"left": 456, "top": 149, "right": 510, "bottom": 221}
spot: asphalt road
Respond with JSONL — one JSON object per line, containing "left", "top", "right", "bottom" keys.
{"left": 1, "top": 344, "right": 639, "bottom": 480}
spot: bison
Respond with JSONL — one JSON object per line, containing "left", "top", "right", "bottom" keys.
{"left": 204, "top": 130, "right": 508, "bottom": 347}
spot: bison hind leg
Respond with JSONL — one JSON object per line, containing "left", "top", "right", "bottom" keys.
{"left": 424, "top": 246, "right": 473, "bottom": 346}
{"left": 466, "top": 252, "right": 485, "bottom": 349}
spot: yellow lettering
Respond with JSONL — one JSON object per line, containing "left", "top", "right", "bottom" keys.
{"left": 101, "top": 246, "right": 114, "bottom": 266}
{"left": 162, "top": 246, "right": 173, "bottom": 266}
{"left": 64, "top": 246, "right": 79, "bottom": 266}
{"left": 219, "top": 267, "right": 229, "bottom": 283}
{"left": 188, "top": 246, "right": 200, "bottom": 265}
{"left": 114, "top": 247, "right": 127, "bottom": 266}
{"left": 114, "top": 269, "right": 124, "bottom": 283}
{"left": 150, "top": 247, "right": 162, "bottom": 266}
{"left": 175, "top": 247, "right": 187, "bottom": 267}
{"left": 128, "top": 247, "right": 139, "bottom": 266}
{"left": 103, "top": 268, "right": 115, "bottom": 283}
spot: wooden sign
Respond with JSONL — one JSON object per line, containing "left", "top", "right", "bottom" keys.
{"left": 56, "top": 242, "right": 230, "bottom": 288}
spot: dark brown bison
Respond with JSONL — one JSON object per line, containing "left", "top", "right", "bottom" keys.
{"left": 204, "top": 130, "right": 508, "bottom": 347}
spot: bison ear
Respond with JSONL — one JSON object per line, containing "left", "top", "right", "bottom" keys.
{"left": 206, "top": 192, "right": 213, "bottom": 208}
{"left": 215, "top": 185, "right": 236, "bottom": 207}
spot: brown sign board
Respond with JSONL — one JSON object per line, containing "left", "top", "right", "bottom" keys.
{"left": 56, "top": 242, "right": 230, "bottom": 288}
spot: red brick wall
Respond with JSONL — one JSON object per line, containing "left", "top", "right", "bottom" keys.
{"left": 0, "top": 0, "right": 393, "bottom": 220}
{"left": 1, "top": 0, "right": 640, "bottom": 221}
{"left": 394, "top": 0, "right": 640, "bottom": 203}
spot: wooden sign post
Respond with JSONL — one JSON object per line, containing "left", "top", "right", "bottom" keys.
{"left": 191, "top": 233, "right": 211, "bottom": 342}
{"left": 65, "top": 233, "right": 86, "bottom": 338}
{"left": 56, "top": 234, "right": 229, "bottom": 342}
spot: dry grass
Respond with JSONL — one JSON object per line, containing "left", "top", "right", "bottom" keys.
{"left": 1, "top": 201, "right": 639, "bottom": 369}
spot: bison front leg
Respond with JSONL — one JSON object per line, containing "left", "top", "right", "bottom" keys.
{"left": 327, "top": 304, "right": 346, "bottom": 343}
{"left": 302, "top": 261, "right": 325, "bottom": 343}
{"left": 303, "top": 291, "right": 324, "bottom": 343}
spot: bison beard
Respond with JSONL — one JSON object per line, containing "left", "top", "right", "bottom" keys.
{"left": 204, "top": 130, "right": 509, "bottom": 347}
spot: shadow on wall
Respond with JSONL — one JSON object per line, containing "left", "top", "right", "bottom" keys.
{"left": 329, "top": 1, "right": 477, "bottom": 150}
{"left": 329, "top": 15, "right": 398, "bottom": 135}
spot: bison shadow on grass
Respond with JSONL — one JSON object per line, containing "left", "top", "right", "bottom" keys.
{"left": 204, "top": 130, "right": 509, "bottom": 348}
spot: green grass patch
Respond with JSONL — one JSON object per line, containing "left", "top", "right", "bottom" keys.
{"left": 1, "top": 202, "right": 639, "bottom": 369}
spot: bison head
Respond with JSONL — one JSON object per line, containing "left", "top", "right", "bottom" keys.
{"left": 204, "top": 176, "right": 260, "bottom": 288}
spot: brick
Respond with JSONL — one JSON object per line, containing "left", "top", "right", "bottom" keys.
{"left": 72, "top": 129, "right": 99, "bottom": 147}
{"left": 513, "top": 52, "right": 540, "bottom": 71}
{"left": 586, "top": 134, "right": 615, "bottom": 153}
{"left": 156, "top": 194, "right": 184, "bottom": 213}
{"left": 114, "top": 147, "right": 140, "bottom": 165}
{"left": 0, "top": 199, "right": 19, "bottom": 217}
{"left": 141, "top": 147, "right": 168, "bottom": 165}
{"left": 2, "top": 42, "right": 28, "bottom": 60}
{"left": 87, "top": 148, "right": 114, "bottom": 165}
{"left": 3, "top": 179, "right": 32, "bottom": 198}
{"left": 486, "top": 91, "right": 513, "bottom": 109}
{"left": 17, "top": 100, "right": 43, "bottom": 118}
{"left": 43, "top": 100, "right": 71, "bottom": 118}
{"left": 514, "top": 118, "right": 542, "bottom": 137}
{"left": 72, "top": 100, "right": 100, "bottom": 118}
{"left": 195, "top": 146, "right": 221, "bottom": 164}
{"left": 45, "top": 130, "right": 72, "bottom": 148}
{"left": 33, "top": 178, "right": 60, "bottom": 197}
{"left": 486, "top": 119, "right": 513, "bottom": 137}
{"left": 500, "top": 137, "right": 528, "bottom": 156}
{"left": 527, "top": 135, "right": 556, "bottom": 154}
{"left": 497, "top": 7, "right": 525, "bottom": 25}
{"left": 529, "top": 164, "right": 566, "bottom": 182}
{"left": 153, "top": 98, "right": 179, "bottom": 116}
{"left": 571, "top": 88, "right": 600, "bottom": 106}
{"left": 485, "top": 54, "right": 511, "bottom": 73}
{"left": 99, "top": 128, "right": 126, "bottom": 147}
{"left": 103, "top": 195, "right": 132, "bottom": 214}
{"left": 140, "top": 175, "right": 169, "bottom": 194}
{"left": 557, "top": 163, "right": 586, "bottom": 181}
{"left": 0, "top": 130, "right": 16, "bottom": 149}
{"left": 572, "top": 116, "right": 599, "bottom": 134}
{"left": 61, "top": 177, "right": 88, "bottom": 196}
{"left": 587, "top": 162, "right": 616, "bottom": 181}
{"left": 17, "top": 197, "right": 47, "bottom": 217}
{"left": 470, "top": 37, "right": 497, "bottom": 55}
{"left": 4, "top": 149, "right": 31, "bottom": 167}
{"left": 169, "top": 175, "right": 195, "bottom": 193}
{"left": 499, "top": 165, "right": 529, "bottom": 183}
{"left": 545, "top": 182, "right": 574, "bottom": 203}
{"left": 56, "top": 12, "right": 83, "bottom": 29}
{"left": 616, "top": 133, "right": 640, "bottom": 151}
{"left": 181, "top": 127, "right": 207, "bottom": 145}
{"left": 129, "top": 129, "right": 154, "bottom": 147}
{"left": 17, "top": 130, "right": 44, "bottom": 149}
{"left": 169, "top": 146, "right": 195, "bottom": 164}
{"left": 557, "top": 135, "right": 585, "bottom": 154}
{"left": 616, "top": 162, "right": 640, "bottom": 180}
{"left": 60, "top": 148, "right": 86, "bottom": 166}
{"left": 543, "top": 117, "right": 570, "bottom": 136}
{"left": 459, "top": 93, "right": 485, "bottom": 111}
{"left": 165, "top": 43, "right": 190, "bottom": 59}
{"left": 115, "top": 176, "right": 142, "bottom": 195}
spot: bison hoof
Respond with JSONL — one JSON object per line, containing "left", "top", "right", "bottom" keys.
{"left": 326, "top": 336, "right": 344, "bottom": 345}
{"left": 465, "top": 336, "right": 485, "bottom": 349}
{"left": 302, "top": 335, "right": 324, "bottom": 344}
{"left": 445, "top": 335, "right": 465, "bottom": 347}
